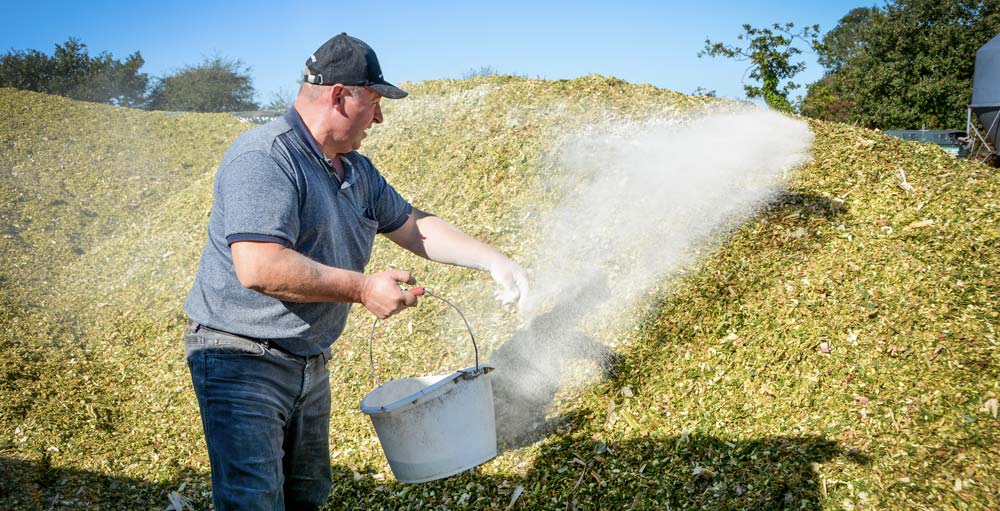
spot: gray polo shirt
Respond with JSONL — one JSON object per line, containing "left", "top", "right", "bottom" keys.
{"left": 184, "top": 108, "right": 412, "bottom": 356}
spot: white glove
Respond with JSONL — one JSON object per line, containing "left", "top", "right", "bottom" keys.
{"left": 488, "top": 257, "right": 529, "bottom": 311}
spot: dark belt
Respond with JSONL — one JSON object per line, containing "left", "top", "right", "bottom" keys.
{"left": 186, "top": 320, "right": 297, "bottom": 357}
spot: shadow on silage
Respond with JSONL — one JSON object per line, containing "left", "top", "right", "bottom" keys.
{"left": 0, "top": 455, "right": 208, "bottom": 510}
{"left": 488, "top": 190, "right": 848, "bottom": 451}
{"left": 328, "top": 433, "right": 868, "bottom": 510}
{"left": 489, "top": 274, "right": 620, "bottom": 450}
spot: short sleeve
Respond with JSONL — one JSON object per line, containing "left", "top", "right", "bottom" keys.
{"left": 373, "top": 174, "right": 413, "bottom": 233}
{"left": 217, "top": 151, "right": 300, "bottom": 246}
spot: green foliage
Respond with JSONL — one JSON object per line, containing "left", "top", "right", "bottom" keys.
{"left": 806, "top": 0, "right": 1000, "bottom": 129}
{"left": 691, "top": 86, "right": 717, "bottom": 97}
{"left": 700, "top": 23, "right": 820, "bottom": 113}
{"left": 0, "top": 38, "right": 148, "bottom": 107}
{"left": 814, "top": 7, "right": 875, "bottom": 74}
{"left": 800, "top": 76, "right": 853, "bottom": 122}
{"left": 147, "top": 56, "right": 258, "bottom": 112}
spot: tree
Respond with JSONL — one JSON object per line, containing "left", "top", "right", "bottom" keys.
{"left": 813, "top": 7, "right": 875, "bottom": 74}
{"left": 147, "top": 56, "right": 258, "bottom": 112}
{"left": 800, "top": 76, "right": 854, "bottom": 123}
{"left": 805, "top": 0, "right": 1000, "bottom": 129}
{"left": 261, "top": 87, "right": 295, "bottom": 112}
{"left": 691, "top": 86, "right": 717, "bottom": 97}
{"left": 0, "top": 38, "right": 148, "bottom": 107}
{"left": 699, "top": 23, "right": 820, "bottom": 113}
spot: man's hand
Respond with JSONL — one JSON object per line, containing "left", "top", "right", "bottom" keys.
{"left": 383, "top": 209, "right": 530, "bottom": 312}
{"left": 361, "top": 270, "right": 418, "bottom": 319}
{"left": 489, "top": 257, "right": 529, "bottom": 311}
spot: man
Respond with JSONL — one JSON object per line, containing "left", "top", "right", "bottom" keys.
{"left": 182, "top": 33, "right": 528, "bottom": 510}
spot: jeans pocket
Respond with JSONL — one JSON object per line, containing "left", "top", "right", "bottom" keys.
{"left": 184, "top": 333, "right": 207, "bottom": 360}
{"left": 202, "top": 335, "right": 267, "bottom": 357}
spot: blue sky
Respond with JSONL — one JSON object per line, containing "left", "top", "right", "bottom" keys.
{"left": 1, "top": 0, "right": 872, "bottom": 106}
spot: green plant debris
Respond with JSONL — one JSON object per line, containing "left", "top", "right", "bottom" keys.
{"left": 1, "top": 75, "right": 998, "bottom": 509}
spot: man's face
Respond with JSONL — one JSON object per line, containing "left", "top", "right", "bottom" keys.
{"left": 334, "top": 86, "right": 383, "bottom": 152}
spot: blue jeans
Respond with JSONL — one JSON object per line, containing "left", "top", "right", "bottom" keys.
{"left": 185, "top": 322, "right": 333, "bottom": 510}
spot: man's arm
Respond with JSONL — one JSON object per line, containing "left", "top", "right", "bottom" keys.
{"left": 231, "top": 241, "right": 417, "bottom": 319}
{"left": 383, "top": 208, "right": 528, "bottom": 308}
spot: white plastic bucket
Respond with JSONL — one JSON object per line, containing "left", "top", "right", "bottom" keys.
{"left": 360, "top": 365, "right": 497, "bottom": 483}
{"left": 360, "top": 289, "right": 498, "bottom": 483}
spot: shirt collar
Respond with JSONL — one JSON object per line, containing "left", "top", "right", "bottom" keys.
{"left": 285, "top": 107, "right": 356, "bottom": 188}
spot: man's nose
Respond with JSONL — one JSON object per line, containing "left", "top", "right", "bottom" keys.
{"left": 373, "top": 103, "right": 383, "bottom": 124}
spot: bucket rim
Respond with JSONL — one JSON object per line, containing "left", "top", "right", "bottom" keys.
{"left": 360, "top": 364, "right": 494, "bottom": 416}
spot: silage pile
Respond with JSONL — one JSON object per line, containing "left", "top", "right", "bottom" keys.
{"left": 1, "top": 76, "right": 998, "bottom": 510}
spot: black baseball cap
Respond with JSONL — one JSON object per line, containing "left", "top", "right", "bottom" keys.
{"left": 304, "top": 33, "right": 407, "bottom": 99}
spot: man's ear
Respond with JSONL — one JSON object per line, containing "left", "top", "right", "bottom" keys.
{"left": 329, "top": 84, "right": 347, "bottom": 113}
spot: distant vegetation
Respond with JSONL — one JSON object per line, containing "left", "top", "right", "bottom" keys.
{"left": 700, "top": 22, "right": 820, "bottom": 113}
{"left": 260, "top": 87, "right": 296, "bottom": 112}
{"left": 0, "top": 38, "right": 147, "bottom": 107}
{"left": 704, "top": 0, "right": 1000, "bottom": 129}
{"left": 803, "top": 0, "right": 1000, "bottom": 129}
{"left": 462, "top": 65, "right": 500, "bottom": 79}
{"left": 146, "top": 56, "right": 258, "bottom": 112}
{"left": 0, "top": 38, "right": 258, "bottom": 112}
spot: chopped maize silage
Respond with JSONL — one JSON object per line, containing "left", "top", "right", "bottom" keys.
{"left": 1, "top": 75, "right": 998, "bottom": 510}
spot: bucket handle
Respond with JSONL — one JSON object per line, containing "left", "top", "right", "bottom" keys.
{"left": 368, "top": 288, "right": 481, "bottom": 387}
